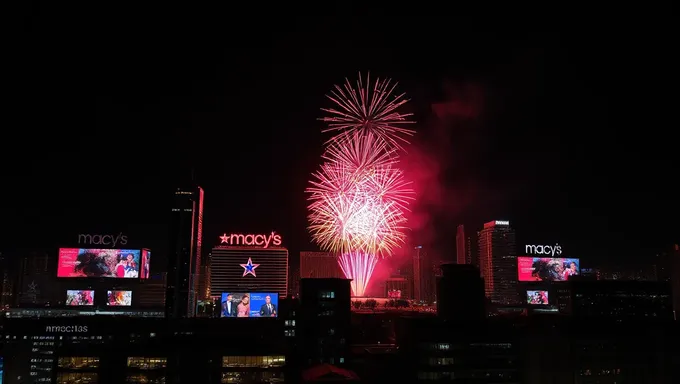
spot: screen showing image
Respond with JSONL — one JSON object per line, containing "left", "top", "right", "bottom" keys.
{"left": 58, "top": 248, "right": 141, "bottom": 278}
{"left": 0, "top": 356, "right": 4, "bottom": 384}
{"left": 518, "top": 257, "right": 580, "bottom": 282}
{"left": 220, "top": 292, "right": 279, "bottom": 318}
{"left": 66, "top": 290, "right": 94, "bottom": 306}
{"left": 107, "top": 290, "right": 132, "bottom": 306}
{"left": 140, "top": 249, "right": 151, "bottom": 279}
{"left": 527, "top": 290, "right": 549, "bottom": 305}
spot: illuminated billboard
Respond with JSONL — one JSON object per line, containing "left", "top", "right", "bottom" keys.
{"left": 58, "top": 248, "right": 141, "bottom": 278}
{"left": 517, "top": 257, "right": 580, "bottom": 282}
{"left": 107, "top": 290, "right": 132, "bottom": 306}
{"left": 526, "top": 290, "right": 549, "bottom": 305}
{"left": 220, "top": 292, "right": 279, "bottom": 318}
{"left": 140, "top": 249, "right": 151, "bottom": 279}
{"left": 66, "top": 290, "right": 94, "bottom": 306}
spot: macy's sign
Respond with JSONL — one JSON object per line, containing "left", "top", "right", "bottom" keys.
{"left": 525, "top": 244, "right": 562, "bottom": 256}
{"left": 78, "top": 233, "right": 128, "bottom": 247}
{"left": 220, "top": 232, "right": 282, "bottom": 248}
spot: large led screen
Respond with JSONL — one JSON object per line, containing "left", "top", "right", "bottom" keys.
{"left": 527, "top": 290, "right": 549, "bottom": 305}
{"left": 107, "top": 290, "right": 132, "bottom": 306}
{"left": 66, "top": 290, "right": 94, "bottom": 306}
{"left": 58, "top": 248, "right": 141, "bottom": 278}
{"left": 220, "top": 292, "right": 279, "bottom": 318}
{"left": 518, "top": 257, "right": 580, "bottom": 282}
{"left": 140, "top": 249, "right": 151, "bottom": 279}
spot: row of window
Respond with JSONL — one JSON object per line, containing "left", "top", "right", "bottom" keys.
{"left": 222, "top": 371, "right": 284, "bottom": 383}
{"left": 222, "top": 356, "right": 285, "bottom": 368}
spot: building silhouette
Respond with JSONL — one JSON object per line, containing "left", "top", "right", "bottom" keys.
{"left": 477, "top": 220, "right": 518, "bottom": 304}
{"left": 166, "top": 186, "right": 204, "bottom": 318}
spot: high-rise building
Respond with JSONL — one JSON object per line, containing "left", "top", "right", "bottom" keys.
{"left": 455, "top": 225, "right": 473, "bottom": 265}
{"left": 166, "top": 186, "right": 204, "bottom": 318}
{"left": 477, "top": 220, "right": 518, "bottom": 304}
{"left": 413, "top": 246, "right": 436, "bottom": 303}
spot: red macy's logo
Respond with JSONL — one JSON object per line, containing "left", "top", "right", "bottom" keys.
{"left": 219, "top": 232, "right": 282, "bottom": 248}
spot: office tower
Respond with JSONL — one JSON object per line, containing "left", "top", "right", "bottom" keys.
{"left": 299, "top": 278, "right": 351, "bottom": 366}
{"left": 300, "top": 251, "right": 343, "bottom": 279}
{"left": 166, "top": 186, "right": 204, "bottom": 318}
{"left": 413, "top": 246, "right": 436, "bottom": 303}
{"left": 455, "top": 224, "right": 473, "bottom": 265}
{"left": 477, "top": 220, "right": 518, "bottom": 304}
{"left": 210, "top": 244, "right": 288, "bottom": 297}
{"left": 437, "top": 264, "right": 485, "bottom": 322}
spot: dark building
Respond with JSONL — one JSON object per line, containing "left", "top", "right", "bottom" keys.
{"left": 570, "top": 280, "right": 674, "bottom": 320}
{"left": 437, "top": 264, "right": 485, "bottom": 322}
{"left": 477, "top": 220, "right": 518, "bottom": 304}
{"left": 412, "top": 246, "right": 436, "bottom": 304}
{"left": 396, "top": 317, "right": 520, "bottom": 382}
{"left": 0, "top": 316, "right": 291, "bottom": 384}
{"left": 167, "top": 186, "right": 204, "bottom": 318}
{"left": 299, "top": 278, "right": 351, "bottom": 367}
{"left": 455, "top": 224, "right": 472, "bottom": 265}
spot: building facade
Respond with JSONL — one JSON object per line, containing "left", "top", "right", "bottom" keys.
{"left": 477, "top": 220, "right": 518, "bottom": 304}
{"left": 167, "top": 186, "right": 204, "bottom": 318}
{"left": 210, "top": 245, "right": 288, "bottom": 297}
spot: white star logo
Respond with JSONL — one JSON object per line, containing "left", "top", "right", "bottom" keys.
{"left": 240, "top": 257, "right": 260, "bottom": 277}
{"left": 27, "top": 281, "right": 38, "bottom": 291}
{"left": 220, "top": 233, "right": 230, "bottom": 244}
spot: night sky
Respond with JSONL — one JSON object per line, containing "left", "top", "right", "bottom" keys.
{"left": 4, "top": 4, "right": 676, "bottom": 270}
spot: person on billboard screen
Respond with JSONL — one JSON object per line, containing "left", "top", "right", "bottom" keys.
{"left": 562, "top": 261, "right": 578, "bottom": 280}
{"left": 259, "top": 295, "right": 277, "bottom": 317}
{"left": 237, "top": 294, "right": 250, "bottom": 317}
{"left": 221, "top": 294, "right": 238, "bottom": 317}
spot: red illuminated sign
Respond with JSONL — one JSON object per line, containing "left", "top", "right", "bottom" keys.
{"left": 219, "top": 232, "right": 282, "bottom": 248}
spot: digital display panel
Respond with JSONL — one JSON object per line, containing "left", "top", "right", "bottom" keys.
{"left": 140, "top": 249, "right": 151, "bottom": 279}
{"left": 58, "top": 248, "right": 141, "bottom": 278}
{"left": 220, "top": 292, "right": 279, "bottom": 318}
{"left": 518, "top": 257, "right": 580, "bottom": 282}
{"left": 66, "top": 290, "right": 94, "bottom": 306}
{"left": 1, "top": 356, "right": 4, "bottom": 384}
{"left": 107, "top": 290, "right": 132, "bottom": 306}
{"left": 527, "top": 290, "right": 549, "bottom": 305}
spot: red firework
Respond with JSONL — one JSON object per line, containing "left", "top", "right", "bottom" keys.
{"left": 319, "top": 72, "right": 415, "bottom": 152}
{"left": 306, "top": 133, "right": 413, "bottom": 296}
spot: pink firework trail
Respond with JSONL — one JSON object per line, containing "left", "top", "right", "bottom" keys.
{"left": 307, "top": 133, "right": 413, "bottom": 296}
{"left": 319, "top": 72, "right": 416, "bottom": 152}
{"left": 309, "top": 73, "right": 416, "bottom": 297}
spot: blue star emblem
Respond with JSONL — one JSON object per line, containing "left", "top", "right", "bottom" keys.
{"left": 240, "top": 257, "right": 260, "bottom": 277}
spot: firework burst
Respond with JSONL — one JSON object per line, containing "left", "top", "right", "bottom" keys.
{"left": 307, "top": 134, "right": 413, "bottom": 296}
{"left": 319, "top": 72, "right": 415, "bottom": 152}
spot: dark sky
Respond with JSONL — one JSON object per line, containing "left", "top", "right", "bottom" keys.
{"left": 4, "top": 4, "right": 676, "bottom": 269}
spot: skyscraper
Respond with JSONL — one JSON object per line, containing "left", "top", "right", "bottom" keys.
{"left": 477, "top": 220, "right": 518, "bottom": 304}
{"left": 456, "top": 225, "right": 469, "bottom": 265}
{"left": 413, "top": 246, "right": 436, "bottom": 303}
{"left": 167, "top": 186, "right": 204, "bottom": 318}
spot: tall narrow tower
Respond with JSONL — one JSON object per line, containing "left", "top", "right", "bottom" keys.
{"left": 477, "top": 220, "right": 517, "bottom": 304}
{"left": 166, "top": 185, "right": 204, "bottom": 318}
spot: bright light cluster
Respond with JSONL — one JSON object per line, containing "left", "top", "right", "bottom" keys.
{"left": 307, "top": 73, "right": 415, "bottom": 297}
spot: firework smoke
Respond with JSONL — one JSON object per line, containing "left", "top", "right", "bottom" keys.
{"left": 308, "top": 73, "right": 415, "bottom": 296}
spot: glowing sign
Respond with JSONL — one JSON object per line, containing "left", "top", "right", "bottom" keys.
{"left": 78, "top": 233, "right": 128, "bottom": 247}
{"left": 495, "top": 220, "right": 509, "bottom": 226}
{"left": 240, "top": 257, "right": 260, "bottom": 277}
{"left": 219, "top": 232, "right": 282, "bottom": 248}
{"left": 525, "top": 244, "right": 562, "bottom": 256}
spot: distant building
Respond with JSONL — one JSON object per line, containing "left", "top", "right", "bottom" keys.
{"left": 477, "top": 220, "right": 518, "bottom": 305}
{"left": 455, "top": 225, "right": 472, "bottom": 265}
{"left": 571, "top": 280, "right": 673, "bottom": 321}
{"left": 299, "top": 278, "right": 351, "bottom": 367}
{"left": 167, "top": 186, "right": 204, "bottom": 318}
{"left": 412, "top": 246, "right": 436, "bottom": 304}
